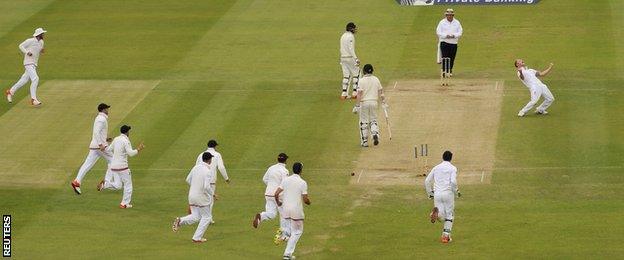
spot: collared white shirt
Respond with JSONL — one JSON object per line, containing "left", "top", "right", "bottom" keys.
{"left": 424, "top": 161, "right": 458, "bottom": 195}
{"left": 195, "top": 148, "right": 229, "bottom": 183}
{"left": 279, "top": 174, "right": 308, "bottom": 220}
{"left": 436, "top": 18, "right": 463, "bottom": 44}
{"left": 358, "top": 75, "right": 383, "bottom": 102}
{"left": 88, "top": 112, "right": 109, "bottom": 149}
{"left": 106, "top": 134, "right": 138, "bottom": 169}
{"left": 186, "top": 163, "right": 214, "bottom": 207}
{"left": 263, "top": 163, "right": 289, "bottom": 196}
{"left": 340, "top": 31, "right": 357, "bottom": 59}
{"left": 19, "top": 37, "right": 44, "bottom": 66}
{"left": 517, "top": 67, "right": 545, "bottom": 89}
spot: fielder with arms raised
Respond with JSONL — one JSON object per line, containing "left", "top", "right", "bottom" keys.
{"left": 515, "top": 59, "right": 555, "bottom": 117}
{"left": 424, "top": 151, "right": 460, "bottom": 243}
{"left": 353, "top": 64, "right": 388, "bottom": 147}
{"left": 275, "top": 162, "right": 310, "bottom": 260}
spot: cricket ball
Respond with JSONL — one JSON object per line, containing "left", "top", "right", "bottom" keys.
{"left": 351, "top": 172, "right": 355, "bottom": 176}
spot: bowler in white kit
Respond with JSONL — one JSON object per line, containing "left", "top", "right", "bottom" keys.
{"left": 5, "top": 28, "right": 47, "bottom": 106}
{"left": 274, "top": 162, "right": 310, "bottom": 260}
{"left": 424, "top": 151, "right": 460, "bottom": 243}
{"left": 515, "top": 59, "right": 555, "bottom": 116}
{"left": 71, "top": 103, "right": 113, "bottom": 195}
{"left": 252, "top": 153, "right": 290, "bottom": 243}
{"left": 100, "top": 125, "right": 145, "bottom": 208}
{"left": 172, "top": 152, "right": 215, "bottom": 243}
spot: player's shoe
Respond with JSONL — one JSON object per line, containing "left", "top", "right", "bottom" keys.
{"left": 535, "top": 110, "right": 548, "bottom": 115}
{"left": 340, "top": 95, "right": 348, "bottom": 100}
{"left": 31, "top": 99, "right": 41, "bottom": 106}
{"left": 373, "top": 135, "right": 379, "bottom": 146}
{"left": 172, "top": 217, "right": 181, "bottom": 232}
{"left": 5, "top": 89, "right": 12, "bottom": 103}
{"left": 210, "top": 220, "right": 215, "bottom": 224}
{"left": 252, "top": 213, "right": 261, "bottom": 228}
{"left": 517, "top": 111, "right": 525, "bottom": 117}
{"left": 350, "top": 93, "right": 358, "bottom": 99}
{"left": 71, "top": 180, "right": 82, "bottom": 195}
{"left": 96, "top": 180, "right": 105, "bottom": 191}
{"left": 430, "top": 207, "right": 439, "bottom": 223}
{"left": 441, "top": 234, "right": 452, "bottom": 243}
{"left": 283, "top": 255, "right": 296, "bottom": 260}
{"left": 119, "top": 204, "right": 133, "bottom": 209}
{"left": 192, "top": 238, "right": 207, "bottom": 243}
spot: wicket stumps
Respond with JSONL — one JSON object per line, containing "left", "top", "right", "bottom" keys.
{"left": 414, "top": 144, "right": 428, "bottom": 158}
{"left": 440, "top": 57, "right": 451, "bottom": 86}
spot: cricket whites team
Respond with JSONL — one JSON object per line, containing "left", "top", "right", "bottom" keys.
{"left": 3, "top": 8, "right": 560, "bottom": 258}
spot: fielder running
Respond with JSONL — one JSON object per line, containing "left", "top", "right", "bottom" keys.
{"left": 194, "top": 139, "right": 230, "bottom": 223}
{"left": 275, "top": 162, "right": 310, "bottom": 260}
{"left": 353, "top": 64, "right": 388, "bottom": 147}
{"left": 515, "top": 59, "right": 555, "bottom": 116}
{"left": 252, "top": 153, "right": 290, "bottom": 243}
{"left": 71, "top": 103, "right": 113, "bottom": 195}
{"left": 424, "top": 151, "right": 461, "bottom": 243}
{"left": 5, "top": 28, "right": 47, "bottom": 106}
{"left": 172, "top": 152, "right": 215, "bottom": 243}
{"left": 339, "top": 22, "right": 360, "bottom": 100}
{"left": 98, "top": 125, "right": 145, "bottom": 208}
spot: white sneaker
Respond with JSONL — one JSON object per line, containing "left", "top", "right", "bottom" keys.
{"left": 536, "top": 110, "right": 548, "bottom": 115}
{"left": 517, "top": 111, "right": 525, "bottom": 117}
{"left": 119, "top": 204, "right": 133, "bottom": 209}
{"left": 31, "top": 99, "right": 41, "bottom": 106}
{"left": 5, "top": 89, "right": 12, "bottom": 103}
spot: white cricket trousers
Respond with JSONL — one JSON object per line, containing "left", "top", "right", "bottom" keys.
{"left": 340, "top": 58, "right": 360, "bottom": 97}
{"left": 180, "top": 205, "right": 213, "bottom": 241}
{"left": 283, "top": 219, "right": 304, "bottom": 257}
{"left": 359, "top": 101, "right": 380, "bottom": 145}
{"left": 520, "top": 84, "right": 555, "bottom": 114}
{"left": 9, "top": 65, "right": 39, "bottom": 100}
{"left": 434, "top": 191, "right": 455, "bottom": 235}
{"left": 103, "top": 169, "right": 132, "bottom": 206}
{"left": 74, "top": 149, "right": 112, "bottom": 184}
{"left": 260, "top": 196, "right": 288, "bottom": 235}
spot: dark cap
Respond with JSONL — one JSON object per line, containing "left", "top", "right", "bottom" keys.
{"left": 202, "top": 152, "right": 214, "bottom": 162}
{"left": 293, "top": 162, "right": 303, "bottom": 174}
{"left": 98, "top": 103, "right": 110, "bottom": 112}
{"left": 120, "top": 125, "right": 131, "bottom": 134}
{"left": 207, "top": 140, "right": 218, "bottom": 148}
{"left": 363, "top": 64, "right": 374, "bottom": 74}
{"left": 346, "top": 22, "right": 356, "bottom": 31}
{"left": 277, "top": 153, "right": 289, "bottom": 163}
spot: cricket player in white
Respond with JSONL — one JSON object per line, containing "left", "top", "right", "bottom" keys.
{"left": 353, "top": 64, "right": 387, "bottom": 147}
{"left": 194, "top": 139, "right": 230, "bottom": 223}
{"left": 275, "top": 162, "right": 310, "bottom": 260}
{"left": 71, "top": 103, "right": 113, "bottom": 195}
{"left": 101, "top": 125, "right": 144, "bottom": 208}
{"left": 339, "top": 22, "right": 360, "bottom": 100}
{"left": 5, "top": 28, "right": 47, "bottom": 106}
{"left": 172, "top": 152, "right": 215, "bottom": 243}
{"left": 515, "top": 59, "right": 555, "bottom": 117}
{"left": 253, "top": 153, "right": 290, "bottom": 242}
{"left": 424, "top": 151, "right": 460, "bottom": 243}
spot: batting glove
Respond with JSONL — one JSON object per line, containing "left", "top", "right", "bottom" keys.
{"left": 352, "top": 105, "right": 360, "bottom": 114}
{"left": 382, "top": 102, "right": 389, "bottom": 109}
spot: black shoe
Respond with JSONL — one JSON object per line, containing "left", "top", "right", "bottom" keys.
{"left": 373, "top": 135, "right": 379, "bottom": 146}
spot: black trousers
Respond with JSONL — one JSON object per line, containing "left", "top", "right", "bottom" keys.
{"left": 440, "top": 41, "right": 458, "bottom": 73}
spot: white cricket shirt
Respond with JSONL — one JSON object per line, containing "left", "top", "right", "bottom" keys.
{"left": 195, "top": 148, "right": 229, "bottom": 183}
{"left": 436, "top": 18, "right": 463, "bottom": 44}
{"left": 106, "top": 134, "right": 138, "bottom": 169}
{"left": 186, "top": 163, "right": 214, "bottom": 207}
{"left": 340, "top": 31, "right": 357, "bottom": 59}
{"left": 424, "top": 161, "right": 458, "bottom": 195}
{"left": 279, "top": 174, "right": 308, "bottom": 220}
{"left": 358, "top": 75, "right": 383, "bottom": 102}
{"left": 88, "top": 113, "right": 109, "bottom": 149}
{"left": 262, "top": 163, "right": 289, "bottom": 196}
{"left": 19, "top": 37, "right": 44, "bottom": 66}
{"left": 517, "top": 67, "right": 546, "bottom": 89}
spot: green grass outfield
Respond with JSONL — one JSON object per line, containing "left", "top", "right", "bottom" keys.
{"left": 1, "top": 0, "right": 623, "bottom": 258}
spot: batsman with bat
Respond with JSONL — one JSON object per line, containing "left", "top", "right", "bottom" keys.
{"left": 352, "top": 64, "right": 388, "bottom": 147}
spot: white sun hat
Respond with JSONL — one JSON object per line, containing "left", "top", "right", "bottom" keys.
{"left": 445, "top": 9, "right": 455, "bottom": 15}
{"left": 33, "top": 27, "right": 47, "bottom": 37}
